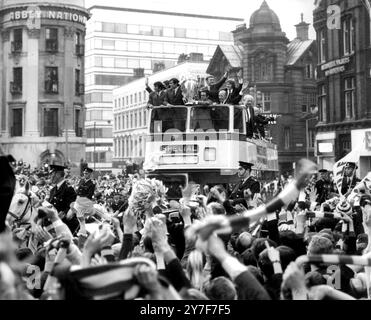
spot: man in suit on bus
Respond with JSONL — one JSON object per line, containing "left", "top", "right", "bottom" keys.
{"left": 164, "top": 78, "right": 185, "bottom": 106}
{"left": 229, "top": 161, "right": 260, "bottom": 209}
{"left": 204, "top": 70, "right": 229, "bottom": 103}
{"left": 147, "top": 81, "right": 166, "bottom": 108}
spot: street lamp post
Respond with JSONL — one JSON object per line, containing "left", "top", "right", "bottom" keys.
{"left": 93, "top": 121, "right": 96, "bottom": 171}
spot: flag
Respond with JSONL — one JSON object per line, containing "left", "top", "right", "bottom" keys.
{"left": 53, "top": 257, "right": 158, "bottom": 300}
{"left": 333, "top": 148, "right": 362, "bottom": 196}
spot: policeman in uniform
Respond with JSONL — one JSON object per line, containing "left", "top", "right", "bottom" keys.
{"left": 315, "top": 169, "right": 332, "bottom": 204}
{"left": 229, "top": 161, "right": 260, "bottom": 209}
{"left": 341, "top": 162, "right": 360, "bottom": 196}
{"left": 73, "top": 167, "right": 96, "bottom": 218}
{"left": 48, "top": 164, "right": 78, "bottom": 233}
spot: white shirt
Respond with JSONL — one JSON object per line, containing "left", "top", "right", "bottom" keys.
{"left": 56, "top": 180, "right": 65, "bottom": 190}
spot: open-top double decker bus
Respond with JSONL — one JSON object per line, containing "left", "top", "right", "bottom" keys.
{"left": 143, "top": 104, "right": 279, "bottom": 199}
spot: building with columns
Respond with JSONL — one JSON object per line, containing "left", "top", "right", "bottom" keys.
{"left": 0, "top": 0, "right": 89, "bottom": 168}
{"left": 207, "top": 1, "right": 318, "bottom": 174}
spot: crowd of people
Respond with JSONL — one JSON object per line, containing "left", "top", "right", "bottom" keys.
{"left": 1, "top": 150, "right": 371, "bottom": 301}
{"left": 145, "top": 70, "right": 276, "bottom": 140}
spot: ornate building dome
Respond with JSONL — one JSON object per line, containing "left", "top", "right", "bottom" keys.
{"left": 249, "top": 0, "right": 282, "bottom": 32}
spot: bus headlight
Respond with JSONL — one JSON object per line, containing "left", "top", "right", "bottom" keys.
{"left": 204, "top": 148, "right": 216, "bottom": 161}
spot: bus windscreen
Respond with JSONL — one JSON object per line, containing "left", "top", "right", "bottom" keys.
{"left": 150, "top": 107, "right": 187, "bottom": 133}
{"left": 190, "top": 106, "right": 229, "bottom": 131}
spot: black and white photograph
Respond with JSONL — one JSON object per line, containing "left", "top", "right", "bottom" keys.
{"left": 1, "top": 0, "right": 371, "bottom": 308}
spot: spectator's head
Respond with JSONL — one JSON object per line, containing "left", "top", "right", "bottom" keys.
{"left": 242, "top": 94, "right": 255, "bottom": 107}
{"left": 204, "top": 277, "right": 237, "bottom": 300}
{"left": 206, "top": 75, "right": 215, "bottom": 86}
{"left": 199, "top": 90, "right": 210, "bottom": 102}
{"left": 206, "top": 202, "right": 226, "bottom": 216}
{"left": 181, "top": 288, "right": 209, "bottom": 300}
{"left": 218, "top": 90, "right": 227, "bottom": 103}
{"left": 251, "top": 238, "right": 277, "bottom": 260}
{"left": 258, "top": 246, "right": 296, "bottom": 279}
{"left": 154, "top": 81, "right": 165, "bottom": 92}
{"left": 305, "top": 271, "right": 327, "bottom": 288}
{"left": 235, "top": 232, "right": 253, "bottom": 254}
{"left": 240, "top": 248, "right": 258, "bottom": 267}
{"left": 225, "top": 79, "right": 236, "bottom": 90}
{"left": 356, "top": 233, "right": 368, "bottom": 254}
{"left": 307, "top": 235, "right": 333, "bottom": 255}
{"left": 246, "top": 266, "right": 265, "bottom": 285}
{"left": 169, "top": 78, "right": 179, "bottom": 89}
{"left": 163, "top": 80, "right": 170, "bottom": 89}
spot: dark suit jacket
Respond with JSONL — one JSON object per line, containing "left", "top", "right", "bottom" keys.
{"left": 148, "top": 90, "right": 166, "bottom": 106}
{"left": 246, "top": 106, "right": 256, "bottom": 139}
{"left": 225, "top": 83, "right": 243, "bottom": 105}
{"left": 49, "top": 181, "right": 77, "bottom": 214}
{"left": 205, "top": 76, "right": 227, "bottom": 103}
{"left": 341, "top": 176, "right": 360, "bottom": 196}
{"left": 49, "top": 181, "right": 79, "bottom": 234}
{"left": 76, "top": 179, "right": 95, "bottom": 200}
{"left": 164, "top": 87, "right": 184, "bottom": 105}
{"left": 229, "top": 176, "right": 261, "bottom": 207}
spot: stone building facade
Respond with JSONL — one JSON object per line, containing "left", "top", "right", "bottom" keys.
{"left": 207, "top": 1, "right": 318, "bottom": 174}
{"left": 313, "top": 0, "right": 371, "bottom": 176}
{"left": 0, "top": 0, "right": 89, "bottom": 169}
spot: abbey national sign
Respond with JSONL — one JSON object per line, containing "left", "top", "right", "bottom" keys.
{"left": 7, "top": 8, "right": 88, "bottom": 25}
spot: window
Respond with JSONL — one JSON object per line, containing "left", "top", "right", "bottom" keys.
{"left": 343, "top": 19, "right": 355, "bottom": 55}
{"left": 190, "top": 106, "right": 229, "bottom": 131}
{"left": 262, "top": 93, "right": 271, "bottom": 112}
{"left": 163, "top": 27, "right": 174, "bottom": 37}
{"left": 130, "top": 114, "right": 133, "bottom": 128}
{"left": 115, "top": 23, "right": 127, "bottom": 33}
{"left": 305, "top": 64, "right": 313, "bottom": 79}
{"left": 319, "top": 84, "right": 327, "bottom": 122}
{"left": 127, "top": 24, "right": 139, "bottom": 34}
{"left": 95, "top": 57, "right": 103, "bottom": 67}
{"left": 118, "top": 115, "right": 122, "bottom": 130}
{"left": 134, "top": 93, "right": 137, "bottom": 104}
{"left": 284, "top": 127, "right": 290, "bottom": 150}
{"left": 115, "top": 58, "right": 127, "bottom": 68}
{"left": 11, "top": 67, "right": 22, "bottom": 94}
{"left": 75, "top": 108, "right": 83, "bottom": 137}
{"left": 139, "top": 112, "right": 142, "bottom": 127}
{"left": 102, "top": 57, "right": 114, "bottom": 67}
{"left": 75, "top": 32, "right": 84, "bottom": 56}
{"left": 152, "top": 26, "right": 163, "bottom": 36}
{"left": 344, "top": 77, "right": 355, "bottom": 119}
{"left": 102, "top": 40, "right": 115, "bottom": 50}
{"left": 130, "top": 95, "right": 133, "bottom": 105}
{"left": 43, "top": 108, "right": 59, "bottom": 136}
{"left": 128, "top": 42, "right": 139, "bottom": 51}
{"left": 45, "top": 67, "right": 58, "bottom": 93}
{"left": 140, "top": 41, "right": 151, "bottom": 52}
{"left": 12, "top": 108, "right": 22, "bottom": 137}
{"left": 75, "top": 69, "right": 81, "bottom": 96}
{"left": 122, "top": 97, "right": 125, "bottom": 107}
{"left": 139, "top": 92, "right": 142, "bottom": 103}
{"left": 144, "top": 110, "right": 147, "bottom": 126}
{"left": 45, "top": 28, "right": 58, "bottom": 52}
{"left": 116, "top": 41, "right": 127, "bottom": 51}
{"left": 150, "top": 107, "right": 188, "bottom": 133}
{"left": 126, "top": 96, "right": 129, "bottom": 105}
{"left": 126, "top": 115, "right": 129, "bottom": 128}
{"left": 102, "top": 22, "right": 115, "bottom": 33}
{"left": 319, "top": 30, "right": 326, "bottom": 63}
{"left": 257, "top": 62, "right": 273, "bottom": 81}
{"left": 175, "top": 28, "right": 186, "bottom": 38}
{"left": 12, "top": 28, "right": 22, "bottom": 52}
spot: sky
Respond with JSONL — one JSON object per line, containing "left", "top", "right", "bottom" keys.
{"left": 85, "top": 0, "right": 317, "bottom": 41}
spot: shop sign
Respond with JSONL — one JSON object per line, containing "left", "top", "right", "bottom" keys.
{"left": 321, "top": 57, "right": 350, "bottom": 77}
